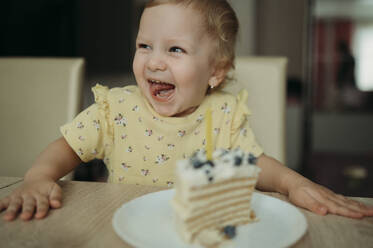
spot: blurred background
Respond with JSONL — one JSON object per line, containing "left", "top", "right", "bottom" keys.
{"left": 1, "top": 0, "right": 372, "bottom": 196}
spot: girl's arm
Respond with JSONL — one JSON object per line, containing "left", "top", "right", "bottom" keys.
{"left": 256, "top": 154, "right": 373, "bottom": 218}
{"left": 24, "top": 137, "right": 81, "bottom": 182}
{"left": 0, "top": 137, "right": 81, "bottom": 221}
{"left": 255, "top": 154, "right": 296, "bottom": 195}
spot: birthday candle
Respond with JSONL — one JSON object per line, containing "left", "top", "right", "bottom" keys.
{"left": 205, "top": 108, "right": 213, "bottom": 160}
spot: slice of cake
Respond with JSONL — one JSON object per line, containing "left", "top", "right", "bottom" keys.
{"left": 171, "top": 148, "right": 261, "bottom": 247}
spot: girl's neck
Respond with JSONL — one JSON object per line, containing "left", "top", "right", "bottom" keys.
{"left": 172, "top": 106, "right": 198, "bottom": 117}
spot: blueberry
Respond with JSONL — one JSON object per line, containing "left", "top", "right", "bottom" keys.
{"left": 192, "top": 159, "right": 204, "bottom": 169}
{"left": 221, "top": 149, "right": 229, "bottom": 156}
{"left": 222, "top": 225, "right": 236, "bottom": 239}
{"left": 248, "top": 154, "right": 257, "bottom": 165}
{"left": 205, "top": 160, "right": 215, "bottom": 167}
{"left": 234, "top": 156, "right": 242, "bottom": 166}
{"left": 192, "top": 159, "right": 215, "bottom": 169}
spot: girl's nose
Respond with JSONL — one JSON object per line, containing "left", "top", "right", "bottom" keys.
{"left": 147, "top": 54, "right": 167, "bottom": 72}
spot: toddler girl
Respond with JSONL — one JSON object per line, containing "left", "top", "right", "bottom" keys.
{"left": 1, "top": 0, "right": 373, "bottom": 221}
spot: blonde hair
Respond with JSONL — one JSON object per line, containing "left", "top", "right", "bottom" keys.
{"left": 145, "top": 0, "right": 239, "bottom": 88}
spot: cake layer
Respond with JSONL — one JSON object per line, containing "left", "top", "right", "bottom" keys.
{"left": 189, "top": 184, "right": 254, "bottom": 201}
{"left": 172, "top": 190, "right": 253, "bottom": 220}
{"left": 176, "top": 176, "right": 257, "bottom": 202}
{"left": 191, "top": 214, "right": 251, "bottom": 240}
{"left": 174, "top": 210, "right": 252, "bottom": 243}
{"left": 186, "top": 202, "right": 251, "bottom": 228}
{"left": 174, "top": 200, "right": 254, "bottom": 240}
{"left": 191, "top": 177, "right": 257, "bottom": 191}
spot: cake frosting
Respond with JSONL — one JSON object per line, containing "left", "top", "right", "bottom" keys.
{"left": 171, "top": 148, "right": 261, "bottom": 247}
{"left": 177, "top": 148, "right": 260, "bottom": 185}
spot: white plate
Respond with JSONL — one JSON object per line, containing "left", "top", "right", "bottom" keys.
{"left": 112, "top": 190, "right": 307, "bottom": 248}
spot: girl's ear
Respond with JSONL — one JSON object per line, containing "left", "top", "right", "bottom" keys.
{"left": 208, "top": 63, "right": 229, "bottom": 88}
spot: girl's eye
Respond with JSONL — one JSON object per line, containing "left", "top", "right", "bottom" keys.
{"left": 138, "top": 43, "right": 151, "bottom": 49}
{"left": 169, "top": 46, "right": 185, "bottom": 53}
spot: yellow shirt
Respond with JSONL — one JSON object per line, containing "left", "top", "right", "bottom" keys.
{"left": 60, "top": 84, "right": 263, "bottom": 187}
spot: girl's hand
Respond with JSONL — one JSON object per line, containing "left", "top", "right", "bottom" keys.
{"left": 288, "top": 178, "right": 373, "bottom": 218}
{"left": 0, "top": 179, "right": 62, "bottom": 221}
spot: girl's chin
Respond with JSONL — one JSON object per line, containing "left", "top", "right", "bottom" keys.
{"left": 147, "top": 98, "right": 175, "bottom": 116}
{"left": 152, "top": 104, "right": 197, "bottom": 117}
{"left": 151, "top": 103, "right": 186, "bottom": 117}
{"left": 153, "top": 107, "right": 177, "bottom": 117}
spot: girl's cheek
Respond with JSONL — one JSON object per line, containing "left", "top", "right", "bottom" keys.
{"left": 133, "top": 55, "right": 144, "bottom": 75}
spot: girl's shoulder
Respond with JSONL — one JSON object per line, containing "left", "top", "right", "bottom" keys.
{"left": 92, "top": 83, "right": 141, "bottom": 103}
{"left": 209, "top": 89, "right": 248, "bottom": 106}
{"left": 207, "top": 89, "right": 251, "bottom": 120}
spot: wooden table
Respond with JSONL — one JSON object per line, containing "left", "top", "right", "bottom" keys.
{"left": 0, "top": 177, "right": 372, "bottom": 248}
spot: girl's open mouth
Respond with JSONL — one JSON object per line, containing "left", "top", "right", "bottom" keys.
{"left": 148, "top": 79, "right": 175, "bottom": 102}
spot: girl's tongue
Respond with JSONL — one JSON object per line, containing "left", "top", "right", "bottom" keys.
{"left": 149, "top": 81, "right": 175, "bottom": 100}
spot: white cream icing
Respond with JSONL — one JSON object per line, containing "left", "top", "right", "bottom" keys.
{"left": 176, "top": 148, "right": 261, "bottom": 187}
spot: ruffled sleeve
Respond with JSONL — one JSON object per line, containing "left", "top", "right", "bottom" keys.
{"left": 231, "top": 90, "right": 263, "bottom": 157}
{"left": 60, "top": 84, "right": 113, "bottom": 162}
{"left": 92, "top": 84, "right": 114, "bottom": 143}
{"left": 231, "top": 90, "right": 251, "bottom": 132}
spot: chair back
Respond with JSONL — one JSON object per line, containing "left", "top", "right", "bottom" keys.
{"left": 0, "top": 57, "right": 84, "bottom": 176}
{"left": 223, "top": 56, "right": 287, "bottom": 163}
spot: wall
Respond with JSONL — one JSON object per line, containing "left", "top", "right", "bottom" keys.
{"left": 256, "top": 0, "right": 308, "bottom": 79}
{"left": 230, "top": 0, "right": 257, "bottom": 55}
{"left": 77, "top": 0, "right": 133, "bottom": 74}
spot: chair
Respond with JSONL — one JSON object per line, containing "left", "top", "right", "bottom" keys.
{"left": 223, "top": 56, "right": 287, "bottom": 163}
{"left": 0, "top": 57, "right": 85, "bottom": 177}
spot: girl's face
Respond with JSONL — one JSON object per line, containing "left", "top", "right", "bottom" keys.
{"left": 133, "top": 4, "right": 220, "bottom": 117}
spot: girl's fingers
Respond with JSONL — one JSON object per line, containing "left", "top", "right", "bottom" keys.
{"left": 0, "top": 197, "right": 10, "bottom": 212}
{"left": 323, "top": 196, "right": 363, "bottom": 219}
{"left": 49, "top": 184, "right": 62, "bottom": 209}
{"left": 357, "top": 201, "right": 373, "bottom": 216}
{"left": 334, "top": 194, "right": 373, "bottom": 216}
{"left": 301, "top": 186, "right": 362, "bottom": 218}
{"left": 35, "top": 194, "right": 50, "bottom": 219}
{"left": 3, "top": 197, "right": 22, "bottom": 221}
{"left": 20, "top": 195, "right": 36, "bottom": 221}
{"left": 305, "top": 196, "right": 328, "bottom": 215}
{"left": 334, "top": 194, "right": 364, "bottom": 211}
{"left": 290, "top": 190, "right": 327, "bottom": 215}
